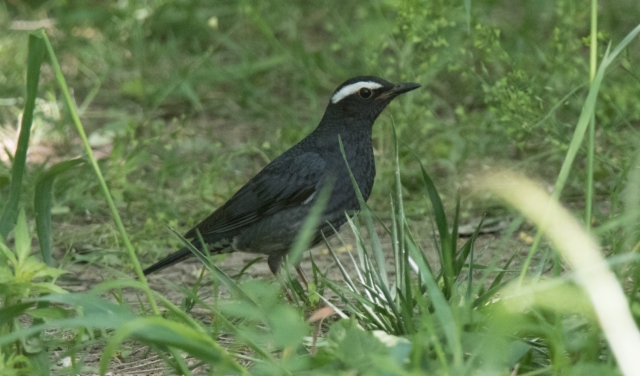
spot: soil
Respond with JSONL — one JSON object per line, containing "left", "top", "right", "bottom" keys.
{"left": 54, "top": 221, "right": 530, "bottom": 375}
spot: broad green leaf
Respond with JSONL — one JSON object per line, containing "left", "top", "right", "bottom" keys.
{"left": 14, "top": 209, "right": 31, "bottom": 265}
{"left": 34, "top": 158, "right": 85, "bottom": 266}
{"left": 0, "top": 33, "right": 45, "bottom": 239}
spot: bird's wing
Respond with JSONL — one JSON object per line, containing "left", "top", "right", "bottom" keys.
{"left": 185, "top": 151, "right": 326, "bottom": 238}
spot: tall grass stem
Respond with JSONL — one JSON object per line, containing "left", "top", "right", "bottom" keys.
{"left": 518, "top": 24, "right": 640, "bottom": 283}
{"left": 39, "top": 30, "right": 160, "bottom": 315}
{"left": 585, "top": 0, "right": 598, "bottom": 229}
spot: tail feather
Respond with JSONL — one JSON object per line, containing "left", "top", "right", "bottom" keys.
{"left": 143, "top": 247, "right": 192, "bottom": 275}
{"left": 144, "top": 237, "right": 234, "bottom": 275}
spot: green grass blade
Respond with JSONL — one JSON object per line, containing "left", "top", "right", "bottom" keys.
{"left": 626, "top": 150, "right": 640, "bottom": 304}
{"left": 466, "top": 236, "right": 474, "bottom": 300}
{"left": 396, "top": 289, "right": 415, "bottom": 334}
{"left": 231, "top": 256, "right": 264, "bottom": 279}
{"left": 164, "top": 225, "right": 262, "bottom": 311}
{"left": 341, "top": 213, "right": 406, "bottom": 333}
{"left": 323, "top": 230, "right": 360, "bottom": 293}
{"left": 0, "top": 32, "right": 45, "bottom": 239}
{"left": 404, "top": 222, "right": 434, "bottom": 277}
{"left": 0, "top": 302, "right": 36, "bottom": 328}
{"left": 91, "top": 278, "right": 244, "bottom": 359}
{"left": 585, "top": 0, "right": 599, "bottom": 229}
{"left": 39, "top": 30, "right": 159, "bottom": 315}
{"left": 0, "top": 293, "right": 135, "bottom": 347}
{"left": 451, "top": 194, "right": 460, "bottom": 254}
{"left": 14, "top": 208, "right": 31, "bottom": 264}
{"left": 520, "top": 24, "right": 640, "bottom": 283}
{"left": 449, "top": 193, "right": 461, "bottom": 282}
{"left": 287, "top": 179, "right": 333, "bottom": 266}
{"left": 464, "top": 0, "right": 471, "bottom": 32}
{"left": 154, "top": 290, "right": 275, "bottom": 363}
{"left": 415, "top": 157, "right": 450, "bottom": 250}
{"left": 34, "top": 158, "right": 84, "bottom": 266}
{"left": 392, "top": 200, "right": 402, "bottom": 301}
{"left": 594, "top": 210, "right": 640, "bottom": 235}
{"left": 454, "top": 218, "right": 483, "bottom": 277}
{"left": 415, "top": 154, "right": 454, "bottom": 296}
{"left": 338, "top": 137, "right": 389, "bottom": 287}
{"left": 473, "top": 254, "right": 515, "bottom": 308}
{"left": 391, "top": 123, "right": 407, "bottom": 301}
{"left": 100, "top": 316, "right": 247, "bottom": 375}
{"left": 324, "top": 279, "right": 394, "bottom": 332}
{"left": 324, "top": 219, "right": 403, "bottom": 333}
{"left": 407, "top": 240, "right": 462, "bottom": 366}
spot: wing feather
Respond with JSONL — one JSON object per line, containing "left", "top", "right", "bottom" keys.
{"left": 185, "top": 152, "right": 326, "bottom": 238}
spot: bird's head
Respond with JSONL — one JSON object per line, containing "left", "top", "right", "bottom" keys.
{"left": 322, "top": 76, "right": 420, "bottom": 124}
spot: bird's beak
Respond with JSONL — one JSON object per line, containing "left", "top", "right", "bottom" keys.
{"left": 378, "top": 82, "right": 421, "bottom": 100}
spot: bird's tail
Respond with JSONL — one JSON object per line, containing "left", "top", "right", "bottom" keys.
{"left": 143, "top": 246, "right": 192, "bottom": 275}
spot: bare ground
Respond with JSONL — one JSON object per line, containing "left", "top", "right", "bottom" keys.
{"left": 52, "top": 221, "right": 530, "bottom": 375}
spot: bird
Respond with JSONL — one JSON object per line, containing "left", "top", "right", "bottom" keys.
{"left": 143, "top": 76, "right": 420, "bottom": 279}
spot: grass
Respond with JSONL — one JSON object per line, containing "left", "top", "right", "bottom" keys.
{"left": 1, "top": 0, "right": 640, "bottom": 374}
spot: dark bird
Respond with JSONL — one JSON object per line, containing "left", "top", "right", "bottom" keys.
{"left": 143, "top": 76, "right": 420, "bottom": 278}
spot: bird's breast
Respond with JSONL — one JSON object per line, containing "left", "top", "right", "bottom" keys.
{"left": 324, "top": 134, "right": 375, "bottom": 210}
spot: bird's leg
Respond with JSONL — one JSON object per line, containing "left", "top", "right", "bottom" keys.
{"left": 267, "top": 254, "right": 282, "bottom": 275}
{"left": 295, "top": 266, "right": 309, "bottom": 288}
{"left": 269, "top": 254, "right": 295, "bottom": 302}
{"left": 281, "top": 280, "right": 295, "bottom": 302}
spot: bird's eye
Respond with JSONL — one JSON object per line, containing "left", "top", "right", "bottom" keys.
{"left": 358, "top": 88, "right": 372, "bottom": 99}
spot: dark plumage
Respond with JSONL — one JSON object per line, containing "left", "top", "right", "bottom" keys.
{"left": 143, "top": 76, "right": 420, "bottom": 276}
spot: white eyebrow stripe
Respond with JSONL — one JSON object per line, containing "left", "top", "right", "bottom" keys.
{"left": 331, "top": 81, "right": 383, "bottom": 103}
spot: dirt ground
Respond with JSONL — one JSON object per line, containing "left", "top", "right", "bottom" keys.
{"left": 53, "top": 220, "right": 530, "bottom": 375}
